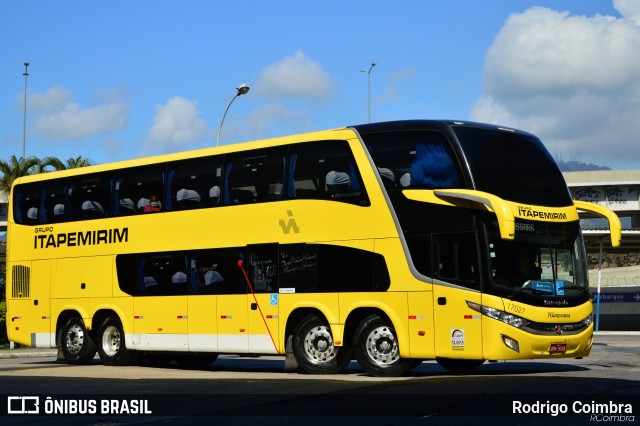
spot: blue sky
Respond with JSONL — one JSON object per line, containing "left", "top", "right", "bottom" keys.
{"left": 2, "top": 0, "right": 639, "bottom": 169}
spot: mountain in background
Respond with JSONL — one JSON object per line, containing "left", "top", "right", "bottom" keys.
{"left": 557, "top": 160, "right": 611, "bottom": 172}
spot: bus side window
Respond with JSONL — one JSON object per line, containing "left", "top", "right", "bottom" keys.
{"left": 365, "top": 130, "right": 463, "bottom": 190}
{"left": 116, "top": 254, "right": 138, "bottom": 296}
{"left": 192, "top": 247, "right": 246, "bottom": 295}
{"left": 433, "top": 232, "right": 480, "bottom": 290}
{"left": 316, "top": 244, "right": 390, "bottom": 292}
{"left": 139, "top": 254, "right": 188, "bottom": 296}
{"left": 247, "top": 243, "right": 278, "bottom": 293}
{"left": 68, "top": 172, "right": 113, "bottom": 221}
{"left": 42, "top": 180, "right": 67, "bottom": 223}
{"left": 13, "top": 185, "right": 41, "bottom": 225}
{"left": 114, "top": 164, "right": 165, "bottom": 216}
{"left": 166, "top": 156, "right": 222, "bottom": 211}
{"left": 288, "top": 140, "right": 369, "bottom": 206}
{"left": 224, "top": 147, "right": 286, "bottom": 205}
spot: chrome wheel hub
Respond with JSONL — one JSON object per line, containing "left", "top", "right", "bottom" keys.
{"left": 303, "top": 326, "right": 336, "bottom": 363}
{"left": 365, "top": 326, "right": 399, "bottom": 365}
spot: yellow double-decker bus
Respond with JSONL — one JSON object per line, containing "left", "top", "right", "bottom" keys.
{"left": 6, "top": 120, "right": 621, "bottom": 376}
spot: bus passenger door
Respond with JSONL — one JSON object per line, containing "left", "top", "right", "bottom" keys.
{"left": 432, "top": 233, "right": 484, "bottom": 361}
{"left": 246, "top": 244, "right": 280, "bottom": 354}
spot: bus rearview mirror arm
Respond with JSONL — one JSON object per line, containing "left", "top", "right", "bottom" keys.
{"left": 402, "top": 189, "right": 515, "bottom": 240}
{"left": 573, "top": 200, "right": 622, "bottom": 247}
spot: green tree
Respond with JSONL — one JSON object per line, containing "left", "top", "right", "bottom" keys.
{"left": 64, "top": 156, "right": 95, "bottom": 169}
{"left": 41, "top": 155, "right": 95, "bottom": 171}
{"left": 0, "top": 155, "right": 41, "bottom": 198}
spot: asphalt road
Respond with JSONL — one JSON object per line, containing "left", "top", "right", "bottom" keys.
{"left": 1, "top": 332, "right": 639, "bottom": 425}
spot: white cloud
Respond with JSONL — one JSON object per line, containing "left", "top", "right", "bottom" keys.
{"left": 144, "top": 96, "right": 207, "bottom": 154}
{"left": 246, "top": 103, "right": 310, "bottom": 136}
{"left": 253, "top": 50, "right": 333, "bottom": 100}
{"left": 24, "top": 85, "right": 128, "bottom": 140}
{"left": 218, "top": 103, "right": 311, "bottom": 144}
{"left": 471, "top": 5, "right": 640, "bottom": 168}
{"left": 26, "top": 85, "right": 73, "bottom": 112}
{"left": 614, "top": 0, "right": 640, "bottom": 25}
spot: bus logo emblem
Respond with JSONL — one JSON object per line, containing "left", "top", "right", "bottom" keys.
{"left": 279, "top": 210, "right": 300, "bottom": 234}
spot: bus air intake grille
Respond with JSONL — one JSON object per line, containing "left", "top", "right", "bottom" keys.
{"left": 523, "top": 320, "right": 589, "bottom": 336}
{"left": 11, "top": 265, "right": 30, "bottom": 298}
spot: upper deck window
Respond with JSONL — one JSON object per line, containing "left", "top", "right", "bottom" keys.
{"left": 166, "top": 156, "right": 222, "bottom": 210}
{"left": 363, "top": 130, "right": 463, "bottom": 190}
{"left": 288, "top": 140, "right": 369, "bottom": 206}
{"left": 224, "top": 147, "right": 287, "bottom": 205}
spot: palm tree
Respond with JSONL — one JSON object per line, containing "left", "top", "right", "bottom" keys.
{"left": 65, "top": 156, "right": 95, "bottom": 169}
{"left": 0, "top": 155, "right": 41, "bottom": 200}
{"left": 40, "top": 155, "right": 95, "bottom": 171}
{"left": 0, "top": 155, "right": 96, "bottom": 201}
{"left": 39, "top": 156, "right": 66, "bottom": 172}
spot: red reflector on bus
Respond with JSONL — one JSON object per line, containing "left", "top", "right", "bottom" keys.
{"left": 409, "top": 315, "right": 417, "bottom": 319}
{"left": 418, "top": 331, "right": 426, "bottom": 336}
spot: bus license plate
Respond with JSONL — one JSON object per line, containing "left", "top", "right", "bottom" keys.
{"left": 549, "top": 343, "right": 566, "bottom": 354}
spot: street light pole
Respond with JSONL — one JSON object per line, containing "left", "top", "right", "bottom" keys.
{"left": 360, "top": 62, "right": 377, "bottom": 123}
{"left": 22, "top": 61, "right": 29, "bottom": 159}
{"left": 216, "top": 83, "right": 250, "bottom": 147}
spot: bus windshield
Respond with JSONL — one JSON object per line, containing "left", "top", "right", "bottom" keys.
{"left": 453, "top": 125, "right": 573, "bottom": 207}
{"left": 485, "top": 220, "right": 589, "bottom": 301}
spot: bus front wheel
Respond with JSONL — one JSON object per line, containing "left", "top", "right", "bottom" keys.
{"left": 60, "top": 317, "right": 97, "bottom": 364}
{"left": 354, "top": 314, "right": 413, "bottom": 377}
{"left": 96, "top": 316, "right": 141, "bottom": 366}
{"left": 292, "top": 314, "right": 351, "bottom": 374}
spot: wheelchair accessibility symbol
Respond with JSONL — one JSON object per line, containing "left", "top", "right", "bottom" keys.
{"left": 270, "top": 294, "right": 278, "bottom": 306}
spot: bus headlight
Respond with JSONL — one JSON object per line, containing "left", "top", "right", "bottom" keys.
{"left": 466, "top": 301, "right": 530, "bottom": 329}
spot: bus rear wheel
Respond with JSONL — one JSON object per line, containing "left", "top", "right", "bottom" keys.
{"left": 436, "top": 357, "right": 485, "bottom": 373}
{"left": 354, "top": 314, "right": 413, "bottom": 377}
{"left": 60, "top": 317, "right": 97, "bottom": 364}
{"left": 292, "top": 314, "right": 351, "bottom": 374}
{"left": 96, "top": 316, "right": 141, "bottom": 366}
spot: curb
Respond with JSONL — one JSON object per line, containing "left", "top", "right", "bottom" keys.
{"left": 0, "top": 349, "right": 57, "bottom": 359}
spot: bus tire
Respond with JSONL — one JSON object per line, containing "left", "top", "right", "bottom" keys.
{"left": 96, "top": 316, "right": 140, "bottom": 366}
{"left": 354, "top": 314, "right": 413, "bottom": 377}
{"left": 436, "top": 357, "right": 485, "bottom": 373}
{"left": 60, "top": 317, "right": 97, "bottom": 364}
{"left": 292, "top": 314, "right": 351, "bottom": 374}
